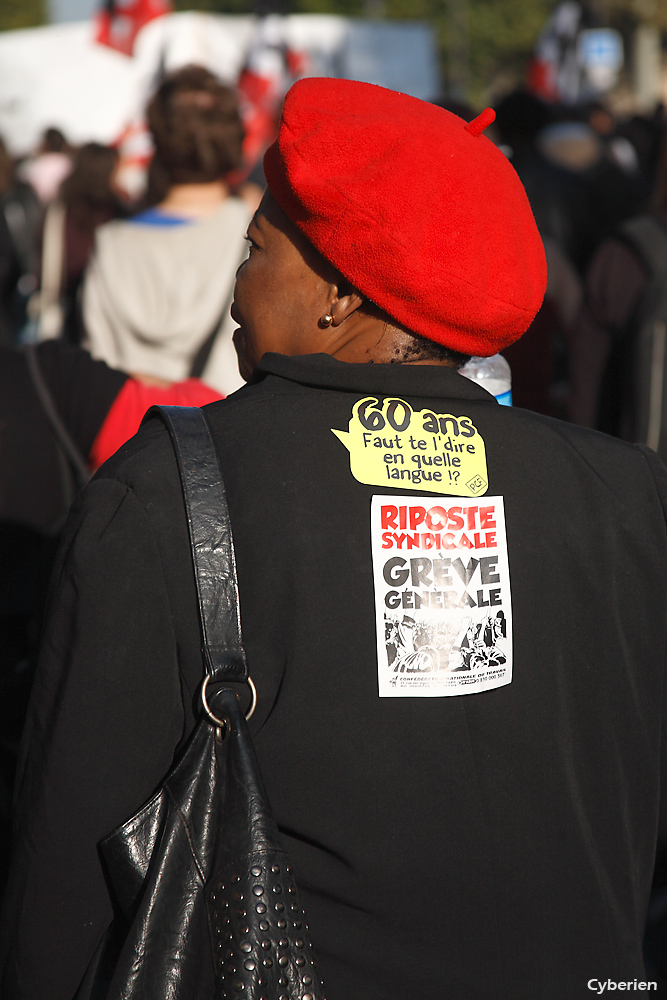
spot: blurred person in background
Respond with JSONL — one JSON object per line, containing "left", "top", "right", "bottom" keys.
{"left": 82, "top": 65, "right": 251, "bottom": 396}
{"left": 0, "top": 339, "right": 222, "bottom": 896}
{"left": 588, "top": 100, "right": 643, "bottom": 178}
{"left": 0, "top": 138, "right": 41, "bottom": 346}
{"left": 493, "top": 90, "right": 587, "bottom": 416}
{"left": 568, "top": 135, "right": 667, "bottom": 438}
{"left": 32, "top": 143, "right": 126, "bottom": 344}
{"left": 495, "top": 91, "right": 647, "bottom": 422}
{"left": 538, "top": 114, "right": 646, "bottom": 259}
{"left": 618, "top": 105, "right": 667, "bottom": 198}
{"left": 17, "top": 127, "right": 72, "bottom": 206}
{"left": 494, "top": 89, "right": 593, "bottom": 273}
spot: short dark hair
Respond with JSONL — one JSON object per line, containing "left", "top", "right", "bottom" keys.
{"left": 60, "top": 143, "right": 121, "bottom": 231}
{"left": 391, "top": 331, "right": 471, "bottom": 368}
{"left": 146, "top": 65, "right": 244, "bottom": 187}
{"left": 42, "top": 127, "right": 68, "bottom": 153}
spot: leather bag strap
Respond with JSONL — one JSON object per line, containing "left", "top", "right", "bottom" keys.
{"left": 146, "top": 404, "right": 248, "bottom": 683}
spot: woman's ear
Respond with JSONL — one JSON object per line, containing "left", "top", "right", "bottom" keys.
{"left": 329, "top": 287, "right": 365, "bottom": 326}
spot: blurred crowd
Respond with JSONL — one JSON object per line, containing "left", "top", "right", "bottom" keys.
{"left": 2, "top": 65, "right": 667, "bottom": 976}
{"left": 481, "top": 89, "right": 667, "bottom": 437}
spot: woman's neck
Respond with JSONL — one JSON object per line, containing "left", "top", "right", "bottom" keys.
{"left": 157, "top": 179, "right": 229, "bottom": 218}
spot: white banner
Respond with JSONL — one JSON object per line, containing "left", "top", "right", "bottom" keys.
{"left": 0, "top": 13, "right": 439, "bottom": 155}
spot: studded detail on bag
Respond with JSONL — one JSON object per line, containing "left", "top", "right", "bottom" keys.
{"left": 209, "top": 853, "right": 324, "bottom": 1000}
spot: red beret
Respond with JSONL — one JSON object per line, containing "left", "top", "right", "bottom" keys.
{"left": 264, "top": 78, "right": 546, "bottom": 356}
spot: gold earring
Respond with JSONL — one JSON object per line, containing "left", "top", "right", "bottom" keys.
{"left": 320, "top": 314, "right": 334, "bottom": 328}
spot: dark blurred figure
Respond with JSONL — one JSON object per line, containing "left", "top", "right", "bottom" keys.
{"left": 539, "top": 111, "right": 647, "bottom": 262}
{"left": 495, "top": 90, "right": 648, "bottom": 421}
{"left": 619, "top": 105, "right": 667, "bottom": 195}
{"left": 568, "top": 137, "right": 667, "bottom": 440}
{"left": 494, "top": 89, "right": 594, "bottom": 272}
{"left": 0, "top": 340, "right": 222, "bottom": 895}
{"left": 588, "top": 100, "right": 643, "bottom": 178}
{"left": 0, "top": 139, "right": 41, "bottom": 346}
{"left": 494, "top": 90, "right": 587, "bottom": 416}
{"left": 34, "top": 143, "right": 125, "bottom": 344}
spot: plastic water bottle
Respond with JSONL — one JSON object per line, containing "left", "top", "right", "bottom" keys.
{"left": 460, "top": 354, "right": 512, "bottom": 406}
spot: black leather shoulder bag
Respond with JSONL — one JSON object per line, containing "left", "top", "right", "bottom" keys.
{"left": 76, "top": 404, "right": 325, "bottom": 1000}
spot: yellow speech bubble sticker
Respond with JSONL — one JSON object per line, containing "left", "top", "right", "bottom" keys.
{"left": 332, "top": 396, "right": 488, "bottom": 496}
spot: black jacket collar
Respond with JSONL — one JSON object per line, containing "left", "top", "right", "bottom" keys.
{"left": 255, "top": 353, "right": 497, "bottom": 403}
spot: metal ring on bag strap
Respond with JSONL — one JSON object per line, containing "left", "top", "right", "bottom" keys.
{"left": 201, "top": 672, "right": 257, "bottom": 729}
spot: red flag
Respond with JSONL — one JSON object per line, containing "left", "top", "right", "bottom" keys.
{"left": 95, "top": 0, "right": 171, "bottom": 57}
{"left": 236, "top": 24, "right": 309, "bottom": 179}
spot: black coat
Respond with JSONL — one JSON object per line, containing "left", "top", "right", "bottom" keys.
{"left": 0, "top": 341, "right": 127, "bottom": 896}
{"left": 2, "top": 354, "right": 667, "bottom": 1000}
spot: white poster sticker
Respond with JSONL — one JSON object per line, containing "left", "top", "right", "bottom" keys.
{"left": 371, "top": 494, "right": 512, "bottom": 697}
